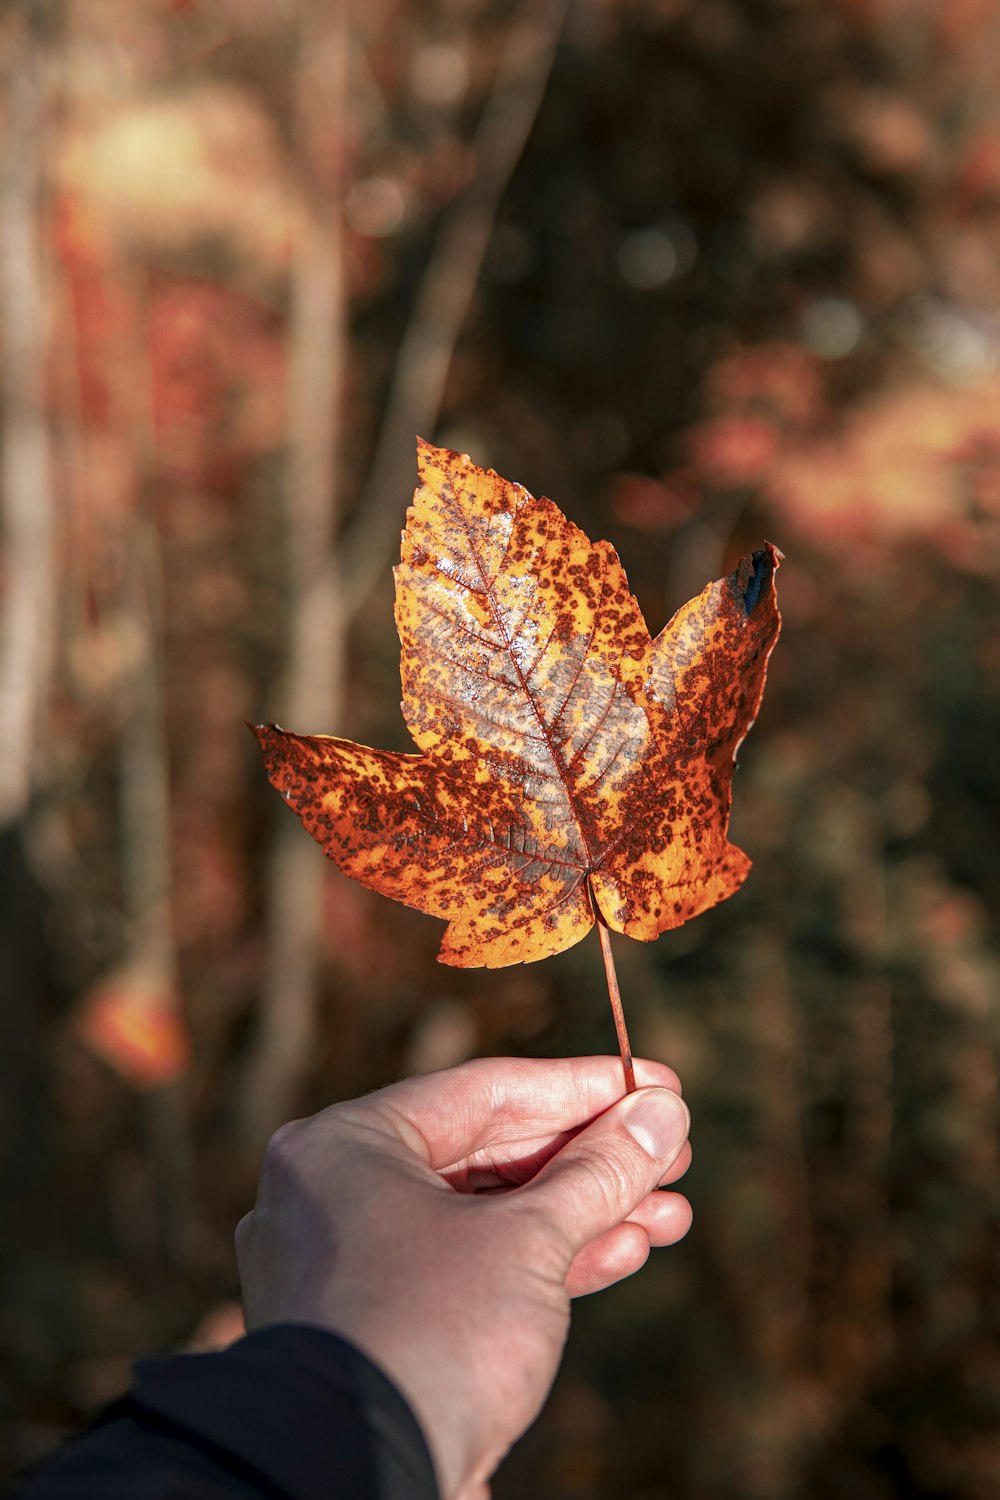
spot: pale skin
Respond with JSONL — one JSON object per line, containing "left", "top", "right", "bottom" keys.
{"left": 236, "top": 1055, "right": 692, "bottom": 1500}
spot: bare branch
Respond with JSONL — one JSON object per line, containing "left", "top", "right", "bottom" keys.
{"left": 336, "top": 0, "right": 569, "bottom": 621}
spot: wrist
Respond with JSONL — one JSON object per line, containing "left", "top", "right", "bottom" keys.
{"left": 317, "top": 1305, "right": 486, "bottom": 1499}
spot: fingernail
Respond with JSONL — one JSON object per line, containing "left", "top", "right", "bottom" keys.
{"left": 623, "top": 1089, "right": 689, "bottom": 1160}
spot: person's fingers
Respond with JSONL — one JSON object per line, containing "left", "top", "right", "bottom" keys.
{"left": 565, "top": 1223, "right": 651, "bottom": 1296}
{"left": 564, "top": 1192, "right": 692, "bottom": 1296}
{"left": 347, "top": 1056, "right": 683, "bottom": 1170}
{"left": 444, "top": 1120, "right": 692, "bottom": 1196}
{"left": 626, "top": 1189, "right": 693, "bottom": 1246}
{"left": 519, "top": 1086, "right": 690, "bottom": 1255}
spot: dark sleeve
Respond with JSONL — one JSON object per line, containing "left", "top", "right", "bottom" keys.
{"left": 12, "top": 1324, "right": 441, "bottom": 1500}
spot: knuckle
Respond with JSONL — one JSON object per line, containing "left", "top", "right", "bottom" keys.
{"left": 260, "top": 1118, "right": 307, "bottom": 1180}
{"left": 265, "top": 1119, "right": 303, "bottom": 1158}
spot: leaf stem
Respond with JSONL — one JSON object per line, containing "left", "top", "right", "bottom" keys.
{"left": 595, "top": 912, "right": 637, "bottom": 1095}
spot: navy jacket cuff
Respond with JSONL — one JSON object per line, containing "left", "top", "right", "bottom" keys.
{"left": 128, "top": 1324, "right": 440, "bottom": 1500}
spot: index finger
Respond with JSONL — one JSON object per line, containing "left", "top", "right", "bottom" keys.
{"left": 349, "top": 1055, "right": 682, "bottom": 1172}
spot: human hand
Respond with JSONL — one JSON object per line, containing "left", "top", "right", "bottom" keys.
{"left": 235, "top": 1056, "right": 691, "bottom": 1500}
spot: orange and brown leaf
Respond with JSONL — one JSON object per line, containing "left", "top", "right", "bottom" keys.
{"left": 253, "top": 440, "right": 781, "bottom": 968}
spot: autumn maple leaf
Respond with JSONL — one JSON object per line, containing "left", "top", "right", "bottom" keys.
{"left": 254, "top": 441, "right": 781, "bottom": 1084}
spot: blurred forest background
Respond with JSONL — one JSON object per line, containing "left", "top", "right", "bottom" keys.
{"left": 1, "top": 0, "right": 998, "bottom": 1495}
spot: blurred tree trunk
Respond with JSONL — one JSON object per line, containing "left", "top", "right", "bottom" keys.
{"left": 0, "top": 5, "right": 56, "bottom": 830}
{"left": 237, "top": 0, "right": 350, "bottom": 1150}
{"left": 239, "top": 0, "right": 569, "bottom": 1149}
{"left": 0, "top": 5, "right": 58, "bottom": 1220}
{"left": 120, "top": 488, "right": 195, "bottom": 1266}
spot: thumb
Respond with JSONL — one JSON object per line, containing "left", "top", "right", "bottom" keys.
{"left": 522, "top": 1087, "right": 690, "bottom": 1256}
